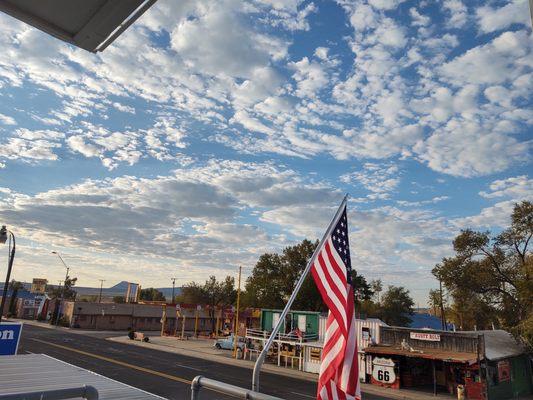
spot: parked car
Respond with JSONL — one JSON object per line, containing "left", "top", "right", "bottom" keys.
{"left": 214, "top": 334, "right": 245, "bottom": 351}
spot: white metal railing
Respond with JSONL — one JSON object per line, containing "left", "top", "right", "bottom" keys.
{"left": 190, "top": 376, "right": 283, "bottom": 400}
{"left": 246, "top": 328, "right": 318, "bottom": 342}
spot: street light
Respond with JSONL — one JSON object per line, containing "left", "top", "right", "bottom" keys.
{"left": 51, "top": 251, "right": 70, "bottom": 326}
{"left": 0, "top": 226, "right": 16, "bottom": 324}
{"left": 171, "top": 278, "right": 176, "bottom": 304}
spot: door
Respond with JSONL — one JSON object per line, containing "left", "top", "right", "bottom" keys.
{"left": 298, "top": 315, "right": 307, "bottom": 332}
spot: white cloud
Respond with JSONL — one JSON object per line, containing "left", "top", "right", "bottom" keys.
{"left": 414, "top": 118, "right": 531, "bottom": 177}
{"left": 410, "top": 7, "right": 430, "bottom": 27}
{"left": 0, "top": 128, "right": 64, "bottom": 162}
{"left": 0, "top": 113, "right": 16, "bottom": 125}
{"left": 67, "top": 136, "right": 103, "bottom": 158}
{"left": 341, "top": 162, "right": 400, "bottom": 199}
{"left": 439, "top": 30, "right": 531, "bottom": 86}
{"left": 289, "top": 57, "right": 330, "bottom": 98}
{"left": 443, "top": 0, "right": 468, "bottom": 28}
{"left": 170, "top": 2, "right": 288, "bottom": 78}
{"left": 112, "top": 102, "right": 136, "bottom": 114}
{"left": 479, "top": 175, "right": 533, "bottom": 199}
{"left": 476, "top": 1, "right": 530, "bottom": 34}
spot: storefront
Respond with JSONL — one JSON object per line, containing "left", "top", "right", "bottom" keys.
{"left": 364, "top": 327, "right": 532, "bottom": 400}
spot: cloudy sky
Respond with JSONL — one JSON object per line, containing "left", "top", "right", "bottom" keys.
{"left": 0, "top": 0, "right": 531, "bottom": 304}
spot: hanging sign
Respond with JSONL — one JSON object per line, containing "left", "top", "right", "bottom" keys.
{"left": 410, "top": 332, "right": 441, "bottom": 342}
{"left": 372, "top": 357, "right": 396, "bottom": 384}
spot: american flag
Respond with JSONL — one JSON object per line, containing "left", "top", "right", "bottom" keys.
{"left": 311, "top": 204, "right": 360, "bottom": 400}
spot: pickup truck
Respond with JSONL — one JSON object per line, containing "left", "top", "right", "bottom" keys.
{"left": 213, "top": 334, "right": 245, "bottom": 351}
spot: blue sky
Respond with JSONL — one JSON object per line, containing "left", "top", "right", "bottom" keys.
{"left": 0, "top": 0, "right": 531, "bottom": 305}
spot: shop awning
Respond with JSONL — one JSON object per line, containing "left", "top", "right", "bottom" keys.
{"left": 0, "top": 0, "right": 157, "bottom": 52}
{"left": 364, "top": 345, "right": 477, "bottom": 363}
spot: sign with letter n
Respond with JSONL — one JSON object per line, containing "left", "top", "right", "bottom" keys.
{"left": 0, "top": 322, "right": 22, "bottom": 355}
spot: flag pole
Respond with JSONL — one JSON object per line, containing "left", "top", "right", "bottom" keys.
{"left": 252, "top": 194, "right": 349, "bottom": 392}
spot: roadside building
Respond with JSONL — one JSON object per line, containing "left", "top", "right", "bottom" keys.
{"left": 260, "top": 309, "right": 321, "bottom": 336}
{"left": 62, "top": 301, "right": 259, "bottom": 335}
{"left": 364, "top": 326, "right": 532, "bottom": 399}
{"left": 248, "top": 309, "right": 387, "bottom": 380}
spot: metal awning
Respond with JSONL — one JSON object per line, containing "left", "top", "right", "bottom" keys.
{"left": 0, "top": 0, "right": 157, "bottom": 52}
{"left": 364, "top": 345, "right": 478, "bottom": 364}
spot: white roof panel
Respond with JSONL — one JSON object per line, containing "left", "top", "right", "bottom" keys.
{"left": 0, "top": 0, "right": 157, "bottom": 52}
{"left": 0, "top": 354, "right": 165, "bottom": 399}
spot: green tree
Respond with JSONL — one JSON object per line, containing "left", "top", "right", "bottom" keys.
{"left": 428, "top": 289, "right": 442, "bottom": 317}
{"left": 379, "top": 286, "right": 414, "bottom": 326}
{"left": 8, "top": 280, "right": 23, "bottom": 315}
{"left": 243, "top": 240, "right": 321, "bottom": 310}
{"left": 177, "top": 275, "right": 237, "bottom": 332}
{"left": 113, "top": 296, "right": 125, "bottom": 303}
{"left": 139, "top": 288, "right": 165, "bottom": 301}
{"left": 371, "top": 279, "right": 383, "bottom": 304}
{"left": 433, "top": 201, "right": 532, "bottom": 341}
{"left": 47, "top": 277, "right": 78, "bottom": 300}
{"left": 243, "top": 239, "right": 373, "bottom": 312}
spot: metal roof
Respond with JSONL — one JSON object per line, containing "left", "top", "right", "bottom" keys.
{"left": 474, "top": 330, "right": 528, "bottom": 361}
{"left": 364, "top": 345, "right": 478, "bottom": 363}
{"left": 0, "top": 0, "right": 157, "bottom": 52}
{"left": 0, "top": 354, "right": 165, "bottom": 399}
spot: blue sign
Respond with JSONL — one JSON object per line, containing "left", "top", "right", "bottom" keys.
{"left": 0, "top": 322, "right": 22, "bottom": 355}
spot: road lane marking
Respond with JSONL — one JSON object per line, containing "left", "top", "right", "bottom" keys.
{"left": 30, "top": 338, "right": 236, "bottom": 398}
{"left": 290, "top": 391, "right": 315, "bottom": 399}
{"left": 174, "top": 363, "right": 203, "bottom": 371}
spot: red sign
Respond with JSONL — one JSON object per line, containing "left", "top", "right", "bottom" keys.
{"left": 498, "top": 360, "right": 510, "bottom": 382}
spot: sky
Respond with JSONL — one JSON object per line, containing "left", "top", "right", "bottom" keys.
{"left": 0, "top": 0, "right": 531, "bottom": 305}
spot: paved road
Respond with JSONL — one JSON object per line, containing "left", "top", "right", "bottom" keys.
{"left": 19, "top": 325, "right": 393, "bottom": 400}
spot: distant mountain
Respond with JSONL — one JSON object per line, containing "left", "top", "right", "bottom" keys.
{"left": 1, "top": 280, "right": 181, "bottom": 301}
{"left": 109, "top": 281, "right": 131, "bottom": 291}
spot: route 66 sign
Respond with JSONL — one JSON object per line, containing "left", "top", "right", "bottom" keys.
{"left": 372, "top": 357, "right": 396, "bottom": 384}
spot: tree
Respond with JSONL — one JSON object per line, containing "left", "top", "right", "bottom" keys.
{"left": 243, "top": 240, "right": 323, "bottom": 310}
{"left": 428, "top": 289, "right": 442, "bottom": 317}
{"left": 8, "top": 280, "right": 23, "bottom": 315}
{"left": 243, "top": 239, "right": 373, "bottom": 312}
{"left": 379, "top": 286, "right": 414, "bottom": 326}
{"left": 139, "top": 288, "right": 165, "bottom": 301}
{"left": 47, "top": 277, "right": 78, "bottom": 300}
{"left": 113, "top": 296, "right": 125, "bottom": 303}
{"left": 177, "top": 275, "right": 237, "bottom": 332}
{"left": 433, "top": 201, "right": 532, "bottom": 341}
{"left": 371, "top": 279, "right": 383, "bottom": 304}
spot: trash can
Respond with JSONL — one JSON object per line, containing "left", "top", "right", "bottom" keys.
{"left": 457, "top": 384, "right": 465, "bottom": 400}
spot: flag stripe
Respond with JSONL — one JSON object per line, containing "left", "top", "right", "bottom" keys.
{"left": 311, "top": 205, "right": 360, "bottom": 400}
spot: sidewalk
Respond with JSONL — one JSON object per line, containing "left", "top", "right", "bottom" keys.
{"left": 109, "top": 335, "right": 453, "bottom": 400}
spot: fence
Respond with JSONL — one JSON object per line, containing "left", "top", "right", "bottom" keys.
{"left": 190, "top": 376, "right": 284, "bottom": 400}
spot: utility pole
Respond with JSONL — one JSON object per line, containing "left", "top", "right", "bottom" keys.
{"left": 171, "top": 278, "right": 176, "bottom": 303}
{"left": 52, "top": 252, "right": 70, "bottom": 326}
{"left": 98, "top": 279, "right": 105, "bottom": 303}
{"left": 233, "top": 266, "right": 242, "bottom": 358}
{"left": 0, "top": 226, "right": 16, "bottom": 324}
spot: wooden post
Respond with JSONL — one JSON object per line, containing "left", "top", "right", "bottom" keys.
{"left": 432, "top": 360, "right": 437, "bottom": 396}
{"left": 174, "top": 305, "right": 181, "bottom": 337}
{"left": 161, "top": 304, "right": 167, "bottom": 336}
{"left": 233, "top": 266, "right": 242, "bottom": 358}
{"left": 194, "top": 306, "right": 199, "bottom": 337}
{"left": 181, "top": 315, "right": 186, "bottom": 339}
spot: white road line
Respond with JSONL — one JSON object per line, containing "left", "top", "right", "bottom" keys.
{"left": 290, "top": 391, "right": 315, "bottom": 398}
{"left": 174, "top": 363, "right": 203, "bottom": 371}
